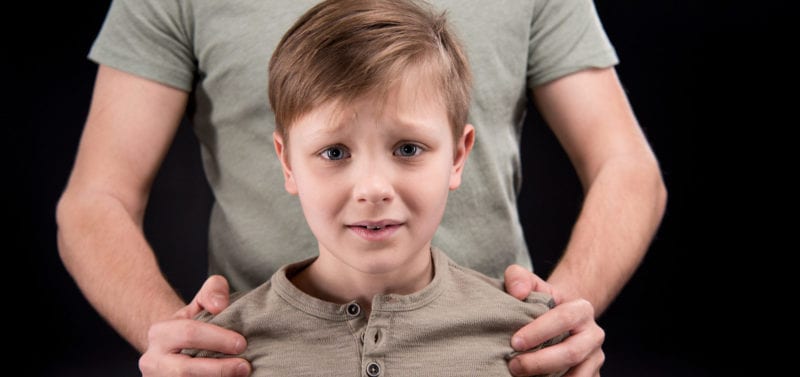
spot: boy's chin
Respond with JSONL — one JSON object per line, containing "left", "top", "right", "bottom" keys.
{"left": 344, "top": 248, "right": 428, "bottom": 275}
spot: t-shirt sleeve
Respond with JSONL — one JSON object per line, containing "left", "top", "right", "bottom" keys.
{"left": 88, "top": 0, "right": 196, "bottom": 91}
{"left": 527, "top": 0, "right": 619, "bottom": 88}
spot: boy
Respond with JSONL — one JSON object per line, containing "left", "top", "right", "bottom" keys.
{"left": 185, "top": 0, "right": 565, "bottom": 375}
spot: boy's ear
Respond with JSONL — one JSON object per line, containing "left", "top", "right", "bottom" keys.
{"left": 273, "top": 131, "right": 298, "bottom": 195}
{"left": 450, "top": 124, "right": 475, "bottom": 191}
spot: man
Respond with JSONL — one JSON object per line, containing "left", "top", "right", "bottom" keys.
{"left": 56, "top": 0, "right": 666, "bottom": 376}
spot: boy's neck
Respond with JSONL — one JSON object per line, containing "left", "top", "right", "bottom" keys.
{"left": 290, "top": 248, "right": 435, "bottom": 315}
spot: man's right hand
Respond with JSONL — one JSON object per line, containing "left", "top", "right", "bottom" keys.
{"left": 138, "top": 275, "right": 252, "bottom": 377}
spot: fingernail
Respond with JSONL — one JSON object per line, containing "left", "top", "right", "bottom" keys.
{"left": 233, "top": 337, "right": 246, "bottom": 353}
{"left": 508, "top": 357, "right": 522, "bottom": 375}
{"left": 511, "top": 336, "right": 525, "bottom": 351}
{"left": 509, "top": 281, "right": 527, "bottom": 296}
{"left": 235, "top": 362, "right": 249, "bottom": 377}
{"left": 211, "top": 293, "right": 225, "bottom": 308}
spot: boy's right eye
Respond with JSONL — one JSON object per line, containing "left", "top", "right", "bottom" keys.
{"left": 320, "top": 146, "right": 350, "bottom": 161}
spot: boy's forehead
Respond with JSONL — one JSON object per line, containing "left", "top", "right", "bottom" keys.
{"left": 315, "top": 72, "right": 448, "bottom": 132}
{"left": 317, "top": 93, "right": 448, "bottom": 136}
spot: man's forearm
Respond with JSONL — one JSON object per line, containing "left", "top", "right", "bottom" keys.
{"left": 546, "top": 156, "right": 667, "bottom": 315}
{"left": 56, "top": 191, "right": 186, "bottom": 352}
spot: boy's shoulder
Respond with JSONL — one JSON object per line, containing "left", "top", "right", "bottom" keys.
{"left": 436, "top": 247, "right": 556, "bottom": 310}
{"left": 181, "top": 280, "right": 278, "bottom": 358}
{"left": 192, "top": 280, "right": 276, "bottom": 324}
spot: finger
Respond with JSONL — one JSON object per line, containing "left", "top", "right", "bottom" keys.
{"left": 195, "top": 274, "right": 231, "bottom": 314}
{"left": 176, "top": 356, "right": 252, "bottom": 377}
{"left": 171, "top": 275, "right": 231, "bottom": 321}
{"left": 561, "top": 348, "right": 605, "bottom": 377}
{"left": 510, "top": 346, "right": 604, "bottom": 377}
{"left": 504, "top": 265, "right": 533, "bottom": 300}
{"left": 504, "top": 265, "right": 553, "bottom": 300}
{"left": 148, "top": 319, "right": 247, "bottom": 355}
{"left": 509, "top": 311, "right": 604, "bottom": 375}
{"left": 140, "top": 352, "right": 251, "bottom": 377}
{"left": 507, "top": 338, "right": 587, "bottom": 377}
{"left": 511, "top": 299, "right": 594, "bottom": 351}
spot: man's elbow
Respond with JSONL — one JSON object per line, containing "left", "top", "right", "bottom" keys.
{"left": 55, "top": 190, "right": 80, "bottom": 263}
{"left": 614, "top": 151, "right": 668, "bottom": 220}
{"left": 656, "top": 171, "right": 668, "bottom": 217}
{"left": 55, "top": 188, "right": 97, "bottom": 263}
{"left": 642, "top": 154, "right": 668, "bottom": 224}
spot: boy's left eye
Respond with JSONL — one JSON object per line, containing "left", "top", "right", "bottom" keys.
{"left": 394, "top": 144, "right": 421, "bottom": 157}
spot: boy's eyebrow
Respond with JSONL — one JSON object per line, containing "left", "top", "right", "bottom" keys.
{"left": 300, "top": 103, "right": 356, "bottom": 137}
{"left": 392, "top": 114, "right": 441, "bottom": 133}
{"left": 316, "top": 121, "right": 347, "bottom": 135}
{"left": 305, "top": 103, "right": 443, "bottom": 137}
{"left": 317, "top": 109, "right": 354, "bottom": 135}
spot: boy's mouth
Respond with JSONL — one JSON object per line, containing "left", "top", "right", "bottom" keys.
{"left": 349, "top": 220, "right": 402, "bottom": 229}
{"left": 351, "top": 224, "right": 399, "bottom": 231}
{"left": 347, "top": 222, "right": 402, "bottom": 241}
{"left": 347, "top": 220, "right": 404, "bottom": 240}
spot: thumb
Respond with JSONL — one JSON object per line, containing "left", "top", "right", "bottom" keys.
{"left": 504, "top": 265, "right": 534, "bottom": 300}
{"left": 504, "top": 265, "right": 557, "bottom": 302}
{"left": 176, "top": 274, "right": 230, "bottom": 317}
{"left": 170, "top": 275, "right": 231, "bottom": 320}
{"left": 196, "top": 274, "right": 231, "bottom": 315}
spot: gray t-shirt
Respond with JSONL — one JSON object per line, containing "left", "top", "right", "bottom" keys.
{"left": 89, "top": 0, "right": 618, "bottom": 290}
{"left": 185, "top": 248, "right": 567, "bottom": 377}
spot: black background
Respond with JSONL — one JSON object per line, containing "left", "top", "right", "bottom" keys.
{"left": 17, "top": 1, "right": 783, "bottom": 376}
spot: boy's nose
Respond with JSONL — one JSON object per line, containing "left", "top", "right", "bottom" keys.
{"left": 352, "top": 162, "right": 395, "bottom": 204}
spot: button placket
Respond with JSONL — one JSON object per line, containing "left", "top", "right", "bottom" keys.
{"left": 365, "top": 361, "right": 381, "bottom": 377}
{"left": 365, "top": 327, "right": 382, "bottom": 345}
{"left": 347, "top": 303, "right": 361, "bottom": 317}
{"left": 361, "top": 309, "right": 388, "bottom": 377}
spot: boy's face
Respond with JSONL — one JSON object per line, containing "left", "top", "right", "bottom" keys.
{"left": 274, "top": 74, "right": 474, "bottom": 277}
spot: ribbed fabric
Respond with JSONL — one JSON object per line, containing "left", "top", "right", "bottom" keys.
{"left": 185, "top": 248, "right": 567, "bottom": 376}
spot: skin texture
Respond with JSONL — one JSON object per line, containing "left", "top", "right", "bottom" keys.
{"left": 273, "top": 74, "right": 474, "bottom": 314}
{"left": 504, "top": 67, "right": 667, "bottom": 376}
{"left": 56, "top": 60, "right": 665, "bottom": 376}
{"left": 56, "top": 66, "right": 252, "bottom": 376}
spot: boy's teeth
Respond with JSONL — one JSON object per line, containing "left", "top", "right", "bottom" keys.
{"left": 366, "top": 225, "right": 382, "bottom": 230}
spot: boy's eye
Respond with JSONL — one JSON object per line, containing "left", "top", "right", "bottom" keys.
{"left": 394, "top": 144, "right": 421, "bottom": 157}
{"left": 321, "top": 146, "right": 350, "bottom": 160}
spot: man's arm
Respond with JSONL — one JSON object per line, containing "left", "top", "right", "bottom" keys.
{"left": 532, "top": 66, "right": 667, "bottom": 313}
{"left": 56, "top": 62, "right": 242, "bottom": 349}
{"left": 503, "top": 66, "right": 665, "bottom": 376}
{"left": 57, "top": 65, "right": 250, "bottom": 377}
{"left": 56, "top": 65, "right": 189, "bottom": 350}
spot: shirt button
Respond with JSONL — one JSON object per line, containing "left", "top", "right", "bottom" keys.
{"left": 366, "top": 361, "right": 381, "bottom": 377}
{"left": 347, "top": 303, "right": 361, "bottom": 317}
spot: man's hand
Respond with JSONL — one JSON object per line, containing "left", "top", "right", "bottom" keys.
{"left": 138, "top": 275, "right": 252, "bottom": 377}
{"left": 504, "top": 265, "right": 605, "bottom": 377}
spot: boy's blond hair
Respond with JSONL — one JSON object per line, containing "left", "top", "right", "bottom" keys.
{"left": 268, "top": 0, "right": 472, "bottom": 141}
